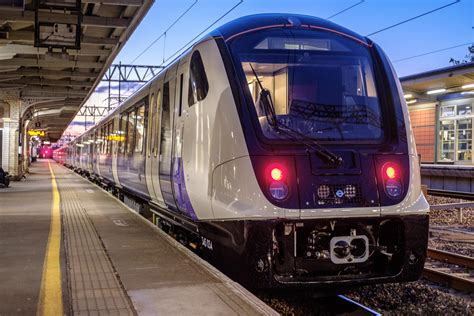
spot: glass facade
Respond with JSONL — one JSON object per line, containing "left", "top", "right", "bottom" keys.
{"left": 438, "top": 102, "right": 473, "bottom": 164}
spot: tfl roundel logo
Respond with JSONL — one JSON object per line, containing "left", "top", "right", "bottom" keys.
{"left": 335, "top": 189, "right": 345, "bottom": 198}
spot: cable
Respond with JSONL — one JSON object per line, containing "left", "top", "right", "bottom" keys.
{"left": 393, "top": 42, "right": 471, "bottom": 63}
{"left": 129, "top": 0, "right": 199, "bottom": 64}
{"left": 326, "top": 0, "right": 364, "bottom": 20}
{"left": 160, "top": 0, "right": 244, "bottom": 66}
{"left": 366, "top": 0, "right": 460, "bottom": 36}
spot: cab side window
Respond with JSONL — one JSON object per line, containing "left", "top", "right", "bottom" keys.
{"left": 188, "top": 50, "right": 209, "bottom": 106}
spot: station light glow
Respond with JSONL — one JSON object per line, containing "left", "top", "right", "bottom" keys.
{"left": 461, "top": 83, "right": 474, "bottom": 89}
{"left": 426, "top": 88, "right": 446, "bottom": 95}
{"left": 403, "top": 94, "right": 413, "bottom": 99}
{"left": 406, "top": 99, "right": 417, "bottom": 104}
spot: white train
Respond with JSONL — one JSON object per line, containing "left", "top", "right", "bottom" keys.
{"left": 54, "top": 14, "right": 430, "bottom": 289}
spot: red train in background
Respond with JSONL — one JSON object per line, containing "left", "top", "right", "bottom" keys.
{"left": 38, "top": 146, "right": 53, "bottom": 159}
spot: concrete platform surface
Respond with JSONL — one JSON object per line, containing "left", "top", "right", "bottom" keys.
{"left": 0, "top": 160, "right": 276, "bottom": 316}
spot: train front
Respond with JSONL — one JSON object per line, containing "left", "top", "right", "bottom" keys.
{"left": 205, "top": 15, "right": 430, "bottom": 289}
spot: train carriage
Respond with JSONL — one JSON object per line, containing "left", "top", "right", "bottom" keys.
{"left": 54, "top": 14, "right": 430, "bottom": 289}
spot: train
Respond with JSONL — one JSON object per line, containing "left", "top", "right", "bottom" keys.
{"left": 39, "top": 146, "right": 53, "bottom": 159}
{"left": 54, "top": 14, "right": 430, "bottom": 290}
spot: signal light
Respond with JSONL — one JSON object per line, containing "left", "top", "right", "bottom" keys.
{"left": 270, "top": 167, "right": 283, "bottom": 181}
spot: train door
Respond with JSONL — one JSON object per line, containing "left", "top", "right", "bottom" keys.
{"left": 159, "top": 67, "right": 178, "bottom": 211}
{"left": 145, "top": 80, "right": 165, "bottom": 206}
{"left": 170, "top": 57, "right": 196, "bottom": 219}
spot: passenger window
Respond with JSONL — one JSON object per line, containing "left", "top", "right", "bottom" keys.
{"left": 108, "top": 123, "right": 113, "bottom": 155}
{"left": 179, "top": 73, "right": 184, "bottom": 116}
{"left": 154, "top": 89, "right": 161, "bottom": 157}
{"left": 126, "top": 111, "right": 134, "bottom": 155}
{"left": 188, "top": 50, "right": 209, "bottom": 106}
{"left": 135, "top": 105, "right": 145, "bottom": 153}
{"left": 148, "top": 93, "right": 155, "bottom": 156}
{"left": 119, "top": 114, "right": 127, "bottom": 155}
{"left": 159, "top": 82, "right": 172, "bottom": 177}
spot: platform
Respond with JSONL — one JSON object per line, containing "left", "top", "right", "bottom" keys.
{"left": 420, "top": 164, "right": 474, "bottom": 196}
{"left": 0, "top": 160, "right": 276, "bottom": 315}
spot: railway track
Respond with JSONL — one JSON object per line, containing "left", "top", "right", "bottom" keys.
{"left": 423, "top": 247, "right": 474, "bottom": 293}
{"left": 336, "top": 295, "right": 381, "bottom": 315}
{"left": 428, "top": 189, "right": 474, "bottom": 200}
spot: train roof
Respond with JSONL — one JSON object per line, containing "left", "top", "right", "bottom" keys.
{"left": 211, "top": 13, "right": 369, "bottom": 45}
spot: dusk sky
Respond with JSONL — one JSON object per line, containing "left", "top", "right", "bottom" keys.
{"left": 116, "top": 0, "right": 473, "bottom": 77}
{"left": 66, "top": 0, "right": 473, "bottom": 136}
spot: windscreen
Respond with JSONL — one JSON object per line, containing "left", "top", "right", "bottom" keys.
{"left": 230, "top": 28, "right": 384, "bottom": 142}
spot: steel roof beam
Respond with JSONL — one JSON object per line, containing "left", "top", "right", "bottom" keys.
{"left": 22, "top": 87, "right": 88, "bottom": 97}
{"left": 0, "top": 11, "right": 130, "bottom": 28}
{"left": 0, "top": 78, "right": 93, "bottom": 88}
{"left": 0, "top": 69, "right": 98, "bottom": 79}
{"left": 83, "top": 0, "right": 144, "bottom": 5}
{"left": 0, "top": 57, "right": 103, "bottom": 68}
{"left": 0, "top": 31, "right": 120, "bottom": 46}
{"left": 0, "top": 44, "right": 111, "bottom": 57}
{"left": 43, "top": 0, "right": 144, "bottom": 6}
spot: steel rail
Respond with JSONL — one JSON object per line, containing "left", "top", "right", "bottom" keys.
{"left": 422, "top": 267, "right": 474, "bottom": 293}
{"left": 423, "top": 248, "right": 474, "bottom": 293}
{"left": 426, "top": 248, "right": 474, "bottom": 269}
{"left": 430, "top": 202, "right": 474, "bottom": 210}
{"left": 337, "top": 295, "right": 382, "bottom": 315}
{"left": 427, "top": 189, "right": 474, "bottom": 200}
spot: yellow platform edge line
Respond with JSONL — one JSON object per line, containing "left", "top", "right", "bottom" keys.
{"left": 37, "top": 161, "right": 63, "bottom": 316}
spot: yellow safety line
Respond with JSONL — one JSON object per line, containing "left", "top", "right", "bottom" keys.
{"left": 37, "top": 161, "right": 63, "bottom": 316}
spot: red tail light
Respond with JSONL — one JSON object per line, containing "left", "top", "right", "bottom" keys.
{"left": 267, "top": 164, "right": 289, "bottom": 200}
{"left": 385, "top": 166, "right": 396, "bottom": 179}
{"left": 270, "top": 167, "right": 283, "bottom": 181}
{"left": 382, "top": 162, "right": 402, "bottom": 198}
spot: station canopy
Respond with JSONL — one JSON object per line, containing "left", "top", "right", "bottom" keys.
{"left": 0, "top": 0, "right": 153, "bottom": 141}
{"left": 401, "top": 62, "right": 474, "bottom": 103}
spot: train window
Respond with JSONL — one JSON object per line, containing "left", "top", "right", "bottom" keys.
{"left": 103, "top": 125, "right": 108, "bottom": 154}
{"left": 148, "top": 93, "right": 155, "bottom": 156}
{"left": 188, "top": 50, "right": 209, "bottom": 106}
{"left": 159, "top": 82, "right": 172, "bottom": 178}
{"left": 230, "top": 28, "right": 384, "bottom": 142}
{"left": 127, "top": 111, "right": 136, "bottom": 155}
{"left": 108, "top": 123, "right": 113, "bottom": 155}
{"left": 153, "top": 89, "right": 161, "bottom": 157}
{"left": 119, "top": 114, "right": 127, "bottom": 155}
{"left": 135, "top": 105, "right": 145, "bottom": 153}
{"left": 179, "top": 73, "right": 184, "bottom": 116}
{"left": 104, "top": 125, "right": 109, "bottom": 155}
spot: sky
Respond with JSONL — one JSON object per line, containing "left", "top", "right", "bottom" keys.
{"left": 117, "top": 0, "right": 473, "bottom": 76}
{"left": 64, "top": 0, "right": 473, "bottom": 138}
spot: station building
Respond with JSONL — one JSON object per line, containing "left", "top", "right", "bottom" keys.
{"left": 402, "top": 62, "right": 474, "bottom": 165}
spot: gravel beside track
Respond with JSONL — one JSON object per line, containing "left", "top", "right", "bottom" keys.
{"left": 347, "top": 281, "right": 473, "bottom": 315}
{"left": 426, "top": 195, "right": 474, "bottom": 227}
{"left": 429, "top": 238, "right": 474, "bottom": 257}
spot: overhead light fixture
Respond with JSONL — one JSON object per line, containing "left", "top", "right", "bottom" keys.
{"left": 406, "top": 99, "right": 417, "bottom": 105}
{"left": 461, "top": 83, "right": 474, "bottom": 89}
{"left": 426, "top": 88, "right": 446, "bottom": 95}
{"left": 461, "top": 91, "right": 474, "bottom": 95}
{"left": 404, "top": 94, "right": 413, "bottom": 99}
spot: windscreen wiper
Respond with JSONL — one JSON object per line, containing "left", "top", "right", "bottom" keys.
{"left": 248, "top": 63, "right": 343, "bottom": 166}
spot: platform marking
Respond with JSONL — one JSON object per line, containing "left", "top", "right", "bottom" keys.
{"left": 37, "top": 161, "right": 63, "bottom": 316}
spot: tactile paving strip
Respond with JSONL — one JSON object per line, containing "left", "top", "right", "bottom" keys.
{"left": 60, "top": 180, "right": 135, "bottom": 316}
